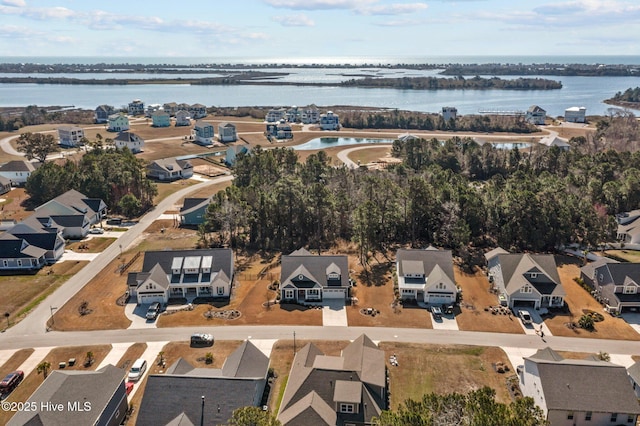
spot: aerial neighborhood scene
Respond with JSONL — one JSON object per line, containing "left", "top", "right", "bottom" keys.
{"left": 3, "top": 1, "right": 640, "bottom": 425}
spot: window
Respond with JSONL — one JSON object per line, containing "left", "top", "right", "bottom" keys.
{"left": 307, "top": 289, "right": 320, "bottom": 299}
{"left": 567, "top": 412, "right": 574, "bottom": 420}
{"left": 2, "top": 260, "right": 8, "bottom": 267}
{"left": 217, "top": 287, "right": 224, "bottom": 296}
{"left": 599, "top": 273, "right": 604, "bottom": 282}
{"left": 521, "top": 285, "right": 532, "bottom": 294}
{"left": 624, "top": 286, "right": 636, "bottom": 294}
{"left": 628, "top": 414, "right": 635, "bottom": 423}
{"left": 610, "top": 413, "right": 617, "bottom": 422}
{"left": 17, "top": 260, "right": 22, "bottom": 267}
{"left": 284, "top": 289, "right": 294, "bottom": 299}
{"left": 530, "top": 273, "right": 538, "bottom": 279}
{"left": 585, "top": 411, "right": 592, "bottom": 421}
{"left": 340, "top": 404, "right": 354, "bottom": 413}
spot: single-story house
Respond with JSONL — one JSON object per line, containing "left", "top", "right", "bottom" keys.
{"left": 95, "top": 104, "right": 115, "bottom": 123}
{"left": 127, "top": 248, "right": 234, "bottom": 304}
{"left": 525, "top": 105, "right": 546, "bottom": 125}
{"left": 0, "top": 234, "right": 47, "bottom": 272}
{"left": 0, "top": 175, "right": 11, "bottom": 194}
{"left": 151, "top": 110, "right": 171, "bottom": 127}
{"left": 114, "top": 132, "right": 144, "bottom": 153}
{"left": 0, "top": 160, "right": 37, "bottom": 186}
{"left": 137, "top": 340, "right": 269, "bottom": 426}
{"left": 277, "top": 334, "right": 387, "bottom": 426}
{"left": 57, "top": 125, "right": 85, "bottom": 147}
{"left": 225, "top": 145, "right": 251, "bottom": 166}
{"left": 396, "top": 246, "right": 458, "bottom": 305}
{"left": 128, "top": 99, "right": 145, "bottom": 116}
{"left": 175, "top": 110, "right": 191, "bottom": 126}
{"left": 616, "top": 209, "right": 640, "bottom": 245}
{"left": 581, "top": 260, "right": 640, "bottom": 314}
{"left": 179, "top": 197, "right": 211, "bottom": 226}
{"left": 486, "top": 249, "right": 565, "bottom": 309}
{"left": 320, "top": 111, "right": 340, "bottom": 130}
{"left": 519, "top": 347, "right": 640, "bottom": 426}
{"left": 107, "top": 113, "right": 130, "bottom": 132}
{"left": 218, "top": 122, "right": 237, "bottom": 143}
{"left": 147, "top": 158, "right": 193, "bottom": 181}
{"left": 193, "top": 120, "right": 214, "bottom": 146}
{"left": 538, "top": 135, "right": 570, "bottom": 150}
{"left": 280, "top": 248, "right": 350, "bottom": 303}
{"left": 7, "top": 364, "right": 128, "bottom": 426}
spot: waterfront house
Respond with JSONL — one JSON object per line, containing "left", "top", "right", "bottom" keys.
{"left": 266, "top": 108, "right": 287, "bottom": 123}
{"left": 276, "top": 122, "right": 293, "bottom": 139}
{"left": 57, "top": 126, "right": 85, "bottom": 147}
{"left": 193, "top": 120, "right": 215, "bottom": 146}
{"left": 147, "top": 158, "right": 193, "bottom": 181}
{"left": 225, "top": 145, "right": 251, "bottom": 166}
{"left": 280, "top": 248, "right": 350, "bottom": 303}
{"left": 179, "top": 198, "right": 211, "bottom": 226}
{"left": 0, "top": 160, "right": 37, "bottom": 186}
{"left": 218, "top": 122, "right": 237, "bottom": 143}
{"left": 519, "top": 347, "right": 640, "bottom": 426}
{"left": 145, "top": 104, "right": 162, "bottom": 117}
{"left": 107, "top": 113, "right": 130, "bottom": 132}
{"left": 163, "top": 102, "right": 179, "bottom": 116}
{"left": 301, "top": 105, "right": 320, "bottom": 124}
{"left": 94, "top": 104, "right": 115, "bottom": 123}
{"left": 580, "top": 260, "right": 640, "bottom": 314}
{"left": 151, "top": 110, "right": 171, "bottom": 127}
{"left": 320, "top": 111, "right": 340, "bottom": 130}
{"left": 127, "top": 248, "right": 234, "bottom": 304}
{"left": 396, "top": 246, "right": 458, "bottom": 305}
{"left": 114, "top": 132, "right": 144, "bottom": 153}
{"left": 485, "top": 249, "right": 565, "bottom": 309}
{"left": 526, "top": 105, "right": 546, "bottom": 125}
{"left": 189, "top": 103, "right": 207, "bottom": 119}
{"left": 175, "top": 110, "right": 191, "bottom": 126}
{"left": 128, "top": 99, "right": 145, "bottom": 116}
{"left": 565, "top": 106, "right": 586, "bottom": 123}
{"left": 286, "top": 106, "right": 299, "bottom": 122}
{"left": 137, "top": 340, "right": 269, "bottom": 426}
{"left": 7, "top": 365, "right": 128, "bottom": 426}
{"left": 442, "top": 106, "right": 458, "bottom": 122}
{"left": 277, "top": 334, "right": 387, "bottom": 426}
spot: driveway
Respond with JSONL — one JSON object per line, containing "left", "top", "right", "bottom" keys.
{"left": 621, "top": 313, "right": 640, "bottom": 334}
{"left": 124, "top": 303, "right": 158, "bottom": 329}
{"left": 96, "top": 342, "right": 133, "bottom": 370}
{"left": 58, "top": 250, "right": 100, "bottom": 262}
{"left": 322, "top": 300, "right": 348, "bottom": 327}
{"left": 514, "top": 308, "right": 552, "bottom": 337}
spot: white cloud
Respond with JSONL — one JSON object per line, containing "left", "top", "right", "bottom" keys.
{"left": 374, "top": 18, "right": 424, "bottom": 26}
{"left": 265, "top": 0, "right": 376, "bottom": 10}
{"left": 0, "top": 24, "right": 40, "bottom": 38}
{"left": 1, "top": 0, "right": 26, "bottom": 7}
{"left": 357, "top": 3, "right": 428, "bottom": 15}
{"left": 272, "top": 13, "right": 315, "bottom": 26}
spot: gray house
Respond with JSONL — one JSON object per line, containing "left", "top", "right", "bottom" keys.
{"left": 8, "top": 364, "right": 128, "bottom": 426}
{"left": 581, "top": 260, "right": 640, "bottom": 314}
{"left": 95, "top": 104, "right": 115, "bottom": 123}
{"left": 486, "top": 249, "right": 565, "bottom": 309}
{"left": 396, "top": 247, "right": 458, "bottom": 305}
{"left": 147, "top": 158, "right": 194, "bottom": 181}
{"left": 179, "top": 197, "right": 211, "bottom": 226}
{"left": 277, "top": 334, "right": 387, "bottom": 426}
{"left": 280, "top": 248, "right": 350, "bottom": 303}
{"left": 0, "top": 234, "right": 47, "bottom": 272}
{"left": 137, "top": 340, "right": 269, "bottom": 426}
{"left": 525, "top": 105, "right": 546, "bottom": 125}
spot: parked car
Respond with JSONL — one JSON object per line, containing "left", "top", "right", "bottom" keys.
{"left": 145, "top": 302, "right": 161, "bottom": 320}
{"left": 190, "top": 333, "right": 214, "bottom": 347}
{"left": 431, "top": 306, "right": 443, "bottom": 321}
{"left": 127, "top": 359, "right": 147, "bottom": 382}
{"left": 0, "top": 370, "right": 24, "bottom": 396}
{"left": 89, "top": 227, "right": 104, "bottom": 234}
{"left": 518, "top": 310, "right": 533, "bottom": 325}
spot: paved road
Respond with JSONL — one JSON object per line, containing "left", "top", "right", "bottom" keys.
{"left": 336, "top": 144, "right": 393, "bottom": 168}
{"left": 1, "top": 174, "right": 233, "bottom": 337}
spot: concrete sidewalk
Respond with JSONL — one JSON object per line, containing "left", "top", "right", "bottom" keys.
{"left": 17, "top": 347, "right": 54, "bottom": 376}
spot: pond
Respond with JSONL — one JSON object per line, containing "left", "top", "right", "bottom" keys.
{"left": 293, "top": 137, "right": 395, "bottom": 150}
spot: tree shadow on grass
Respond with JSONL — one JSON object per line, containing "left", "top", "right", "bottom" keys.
{"left": 278, "top": 303, "right": 314, "bottom": 312}
{"left": 358, "top": 262, "right": 392, "bottom": 287}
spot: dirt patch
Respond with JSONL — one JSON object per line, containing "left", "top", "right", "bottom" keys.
{"left": 153, "top": 180, "right": 198, "bottom": 206}
{"left": 0, "top": 188, "right": 32, "bottom": 222}
{"left": 347, "top": 146, "right": 393, "bottom": 165}
{"left": 116, "top": 343, "right": 147, "bottom": 372}
{"left": 379, "top": 343, "right": 514, "bottom": 409}
{"left": 546, "top": 124, "right": 595, "bottom": 140}
{"left": 0, "top": 349, "right": 34, "bottom": 379}
{"left": 604, "top": 249, "right": 640, "bottom": 262}
{"left": 177, "top": 180, "right": 232, "bottom": 204}
{"left": 66, "top": 237, "right": 117, "bottom": 253}
{"left": 455, "top": 266, "right": 524, "bottom": 334}
{"left": 543, "top": 257, "right": 640, "bottom": 340}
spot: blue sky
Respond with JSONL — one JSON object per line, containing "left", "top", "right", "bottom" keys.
{"left": 0, "top": 0, "right": 639, "bottom": 59}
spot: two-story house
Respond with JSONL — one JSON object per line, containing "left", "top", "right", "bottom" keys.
{"left": 396, "top": 247, "right": 458, "bottom": 305}
{"left": 127, "top": 248, "right": 234, "bottom": 304}
{"left": 107, "top": 113, "right": 130, "bottom": 132}
{"left": 0, "top": 160, "right": 37, "bottom": 186}
{"left": 301, "top": 105, "right": 320, "bottom": 124}
{"left": 128, "top": 99, "right": 145, "bottom": 116}
{"left": 114, "top": 132, "right": 144, "bottom": 153}
{"left": 189, "top": 103, "right": 207, "bottom": 119}
{"left": 616, "top": 209, "right": 640, "bottom": 245}
{"left": 581, "top": 260, "right": 640, "bottom": 314}
{"left": 526, "top": 105, "right": 547, "bottom": 125}
{"left": 193, "top": 120, "right": 215, "bottom": 146}
{"left": 175, "top": 110, "right": 191, "bottom": 126}
{"left": 151, "top": 110, "right": 171, "bottom": 127}
{"left": 320, "top": 111, "right": 340, "bottom": 130}
{"left": 57, "top": 126, "right": 85, "bottom": 147}
{"left": 218, "top": 122, "right": 237, "bottom": 142}
{"left": 265, "top": 108, "right": 287, "bottom": 123}
{"left": 280, "top": 248, "right": 350, "bottom": 303}
{"left": 95, "top": 104, "right": 115, "bottom": 123}
{"left": 162, "top": 102, "right": 179, "bottom": 116}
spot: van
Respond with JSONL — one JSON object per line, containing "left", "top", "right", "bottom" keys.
{"left": 0, "top": 370, "right": 24, "bottom": 396}
{"left": 146, "top": 302, "right": 161, "bottom": 320}
{"left": 128, "top": 359, "right": 147, "bottom": 382}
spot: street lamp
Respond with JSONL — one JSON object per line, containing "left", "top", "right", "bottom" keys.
{"left": 4, "top": 312, "right": 9, "bottom": 329}
{"left": 48, "top": 306, "right": 57, "bottom": 331}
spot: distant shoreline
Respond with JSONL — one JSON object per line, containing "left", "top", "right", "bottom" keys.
{"left": 603, "top": 99, "right": 640, "bottom": 110}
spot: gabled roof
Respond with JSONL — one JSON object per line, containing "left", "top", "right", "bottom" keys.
{"left": 539, "top": 135, "right": 570, "bottom": 148}
{"left": 222, "top": 340, "right": 270, "bottom": 378}
{"left": 0, "top": 160, "right": 36, "bottom": 173}
{"left": 527, "top": 105, "right": 546, "bottom": 113}
{"left": 396, "top": 248, "right": 455, "bottom": 283}
{"left": 139, "top": 249, "right": 233, "bottom": 281}
{"left": 219, "top": 122, "right": 236, "bottom": 128}
{"left": 484, "top": 246, "right": 509, "bottom": 262}
{"left": 114, "top": 132, "right": 142, "bottom": 143}
{"left": 495, "top": 253, "right": 565, "bottom": 297}
{"left": 180, "top": 198, "right": 210, "bottom": 215}
{"left": 7, "top": 365, "right": 125, "bottom": 426}
{"left": 277, "top": 391, "right": 337, "bottom": 426}
{"left": 628, "top": 361, "right": 640, "bottom": 384}
{"left": 526, "top": 348, "right": 640, "bottom": 414}
{"left": 281, "top": 249, "right": 349, "bottom": 290}
{"left": 194, "top": 120, "right": 213, "bottom": 128}
{"left": 149, "top": 158, "right": 192, "bottom": 174}
{"left": 0, "top": 234, "right": 47, "bottom": 259}
{"left": 166, "top": 412, "right": 195, "bottom": 426}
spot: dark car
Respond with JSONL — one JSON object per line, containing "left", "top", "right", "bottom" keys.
{"left": 0, "top": 370, "right": 24, "bottom": 396}
{"left": 190, "top": 333, "right": 214, "bottom": 347}
{"left": 431, "top": 306, "right": 443, "bottom": 321}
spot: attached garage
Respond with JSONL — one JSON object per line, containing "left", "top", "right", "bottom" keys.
{"left": 138, "top": 293, "right": 166, "bottom": 305}
{"left": 426, "top": 293, "right": 454, "bottom": 304}
{"left": 512, "top": 299, "right": 537, "bottom": 308}
{"left": 323, "top": 288, "right": 346, "bottom": 300}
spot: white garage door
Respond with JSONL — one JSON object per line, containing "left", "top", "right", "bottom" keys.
{"left": 427, "top": 293, "right": 453, "bottom": 304}
{"left": 139, "top": 294, "right": 165, "bottom": 304}
{"left": 323, "top": 289, "right": 346, "bottom": 299}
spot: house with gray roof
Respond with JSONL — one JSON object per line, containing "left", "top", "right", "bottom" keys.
{"left": 520, "top": 347, "right": 640, "bottom": 426}
{"left": 581, "top": 260, "right": 640, "bottom": 314}
{"left": 175, "top": 109, "right": 191, "bottom": 126}
{"left": 113, "top": 131, "right": 144, "bottom": 153}
{"left": 3, "top": 222, "right": 65, "bottom": 263}
{"left": 57, "top": 125, "right": 85, "bottom": 147}
{"left": 95, "top": 104, "right": 115, "bottom": 123}
{"left": 396, "top": 246, "right": 458, "bottom": 305}
{"left": 525, "top": 105, "right": 546, "bottom": 125}
{"left": 127, "top": 248, "right": 234, "bottom": 304}
{"left": 277, "top": 334, "right": 387, "bottom": 426}
{"left": 486, "top": 249, "right": 565, "bottom": 309}
{"left": 0, "top": 175, "right": 11, "bottom": 195}
{"left": 218, "top": 122, "right": 237, "bottom": 143}
{"left": 7, "top": 364, "right": 127, "bottom": 426}
{"left": 0, "top": 160, "right": 37, "bottom": 186}
{"left": 147, "top": 158, "right": 194, "bottom": 181}
{"left": 0, "top": 234, "right": 47, "bottom": 272}
{"left": 179, "top": 197, "right": 211, "bottom": 226}
{"left": 616, "top": 209, "right": 640, "bottom": 246}
{"left": 280, "top": 248, "right": 350, "bottom": 304}
{"left": 137, "top": 340, "right": 269, "bottom": 426}
{"left": 225, "top": 144, "right": 251, "bottom": 166}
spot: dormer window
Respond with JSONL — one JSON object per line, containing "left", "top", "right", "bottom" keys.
{"left": 340, "top": 404, "right": 355, "bottom": 414}
{"left": 298, "top": 274, "right": 304, "bottom": 280}
{"left": 521, "top": 285, "right": 532, "bottom": 294}
{"left": 624, "top": 286, "right": 637, "bottom": 294}
{"left": 530, "top": 273, "right": 537, "bottom": 279}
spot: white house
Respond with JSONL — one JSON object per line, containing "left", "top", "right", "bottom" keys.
{"left": 192, "top": 120, "right": 214, "bottom": 146}
{"left": 107, "top": 113, "right": 130, "bottom": 132}
{"left": 300, "top": 106, "right": 320, "bottom": 124}
{"left": 526, "top": 105, "right": 546, "bottom": 125}
{"left": 147, "top": 158, "right": 194, "bottom": 181}
{"left": 189, "top": 103, "right": 207, "bottom": 119}
{"left": 114, "top": 132, "right": 144, "bottom": 153}
{"left": 218, "top": 122, "right": 237, "bottom": 143}
{"left": 0, "top": 160, "right": 37, "bottom": 186}
{"left": 565, "top": 106, "right": 586, "bottom": 123}
{"left": 57, "top": 126, "right": 85, "bottom": 147}
{"left": 319, "top": 111, "right": 340, "bottom": 130}
{"left": 396, "top": 247, "right": 458, "bottom": 305}
{"left": 128, "top": 99, "right": 145, "bottom": 116}
{"left": 127, "top": 248, "right": 234, "bottom": 304}
{"left": 266, "top": 108, "right": 286, "bottom": 123}
{"left": 520, "top": 347, "right": 640, "bottom": 426}
{"left": 175, "top": 110, "right": 191, "bottom": 127}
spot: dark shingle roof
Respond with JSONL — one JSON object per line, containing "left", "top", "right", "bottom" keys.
{"left": 0, "top": 160, "right": 36, "bottom": 172}
{"left": 396, "top": 248, "right": 455, "bottom": 282}
{"left": 222, "top": 340, "right": 270, "bottom": 378}
{"left": 281, "top": 249, "right": 349, "bottom": 290}
{"left": 140, "top": 248, "right": 233, "bottom": 279}
{"left": 496, "top": 253, "right": 565, "bottom": 297}
{"left": 180, "top": 198, "right": 210, "bottom": 215}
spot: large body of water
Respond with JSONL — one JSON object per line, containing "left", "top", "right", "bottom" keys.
{"left": 1, "top": 56, "right": 639, "bottom": 117}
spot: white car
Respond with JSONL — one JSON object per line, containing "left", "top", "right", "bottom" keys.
{"left": 89, "top": 228, "right": 104, "bottom": 234}
{"left": 518, "top": 310, "right": 532, "bottom": 325}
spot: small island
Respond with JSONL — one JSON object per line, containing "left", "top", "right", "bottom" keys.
{"left": 605, "top": 87, "right": 640, "bottom": 110}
